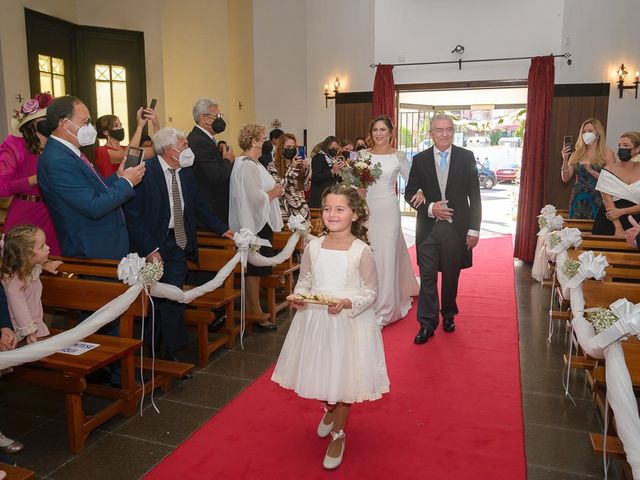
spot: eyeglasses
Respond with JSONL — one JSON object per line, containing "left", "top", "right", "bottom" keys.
{"left": 432, "top": 127, "right": 454, "bottom": 135}
{"left": 203, "top": 113, "right": 224, "bottom": 119}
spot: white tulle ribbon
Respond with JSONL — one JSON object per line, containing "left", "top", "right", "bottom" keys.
{"left": 540, "top": 204, "right": 557, "bottom": 217}
{"left": 563, "top": 251, "right": 608, "bottom": 290}
{"left": 118, "top": 253, "right": 147, "bottom": 286}
{"left": 287, "top": 214, "right": 310, "bottom": 234}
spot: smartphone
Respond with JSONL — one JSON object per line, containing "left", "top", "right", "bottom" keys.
{"left": 563, "top": 135, "right": 573, "bottom": 150}
{"left": 297, "top": 145, "right": 306, "bottom": 159}
{"left": 349, "top": 151, "right": 357, "bottom": 160}
{"left": 124, "top": 146, "right": 144, "bottom": 169}
{"left": 142, "top": 98, "right": 157, "bottom": 119}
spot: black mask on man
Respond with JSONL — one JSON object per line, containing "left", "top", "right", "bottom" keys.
{"left": 212, "top": 117, "right": 226, "bottom": 134}
{"left": 283, "top": 148, "right": 297, "bottom": 160}
{"left": 111, "top": 128, "right": 125, "bottom": 142}
{"left": 262, "top": 140, "right": 273, "bottom": 155}
{"left": 618, "top": 148, "right": 633, "bottom": 162}
{"left": 328, "top": 148, "right": 339, "bottom": 157}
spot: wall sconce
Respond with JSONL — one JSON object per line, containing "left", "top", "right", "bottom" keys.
{"left": 617, "top": 64, "right": 639, "bottom": 99}
{"left": 324, "top": 77, "right": 341, "bottom": 108}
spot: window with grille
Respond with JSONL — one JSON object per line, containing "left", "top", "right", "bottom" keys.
{"left": 38, "top": 54, "right": 66, "bottom": 96}
{"left": 95, "top": 64, "right": 129, "bottom": 143}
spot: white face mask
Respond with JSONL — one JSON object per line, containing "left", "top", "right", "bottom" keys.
{"left": 582, "top": 132, "right": 597, "bottom": 145}
{"left": 67, "top": 119, "right": 97, "bottom": 146}
{"left": 178, "top": 147, "right": 195, "bottom": 168}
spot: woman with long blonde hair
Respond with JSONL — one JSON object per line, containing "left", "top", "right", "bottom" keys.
{"left": 560, "top": 118, "right": 615, "bottom": 218}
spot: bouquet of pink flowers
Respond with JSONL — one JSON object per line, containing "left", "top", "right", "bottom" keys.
{"left": 338, "top": 149, "right": 382, "bottom": 189}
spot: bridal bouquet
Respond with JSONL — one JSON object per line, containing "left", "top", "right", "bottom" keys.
{"left": 338, "top": 149, "right": 382, "bottom": 189}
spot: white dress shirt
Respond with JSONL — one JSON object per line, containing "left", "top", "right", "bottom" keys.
{"left": 158, "top": 155, "right": 184, "bottom": 229}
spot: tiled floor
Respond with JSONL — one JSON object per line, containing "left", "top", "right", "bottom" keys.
{"left": 0, "top": 260, "right": 626, "bottom": 479}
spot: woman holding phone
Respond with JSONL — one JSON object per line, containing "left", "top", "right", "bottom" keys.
{"left": 267, "top": 132, "right": 311, "bottom": 222}
{"left": 94, "top": 106, "right": 160, "bottom": 177}
{"left": 560, "top": 118, "right": 615, "bottom": 219}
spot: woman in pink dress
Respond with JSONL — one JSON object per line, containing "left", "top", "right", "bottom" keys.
{"left": 0, "top": 92, "right": 61, "bottom": 255}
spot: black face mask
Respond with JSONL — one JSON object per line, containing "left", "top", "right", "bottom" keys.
{"left": 618, "top": 148, "right": 633, "bottom": 162}
{"left": 262, "top": 140, "right": 273, "bottom": 155}
{"left": 283, "top": 148, "right": 297, "bottom": 160}
{"left": 212, "top": 117, "right": 226, "bottom": 134}
{"left": 327, "top": 148, "right": 339, "bottom": 157}
{"left": 110, "top": 128, "right": 125, "bottom": 142}
{"left": 355, "top": 145, "right": 366, "bottom": 151}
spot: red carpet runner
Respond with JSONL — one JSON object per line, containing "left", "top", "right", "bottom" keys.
{"left": 146, "top": 235, "right": 525, "bottom": 479}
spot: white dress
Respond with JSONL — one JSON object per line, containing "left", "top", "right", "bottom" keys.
{"left": 271, "top": 237, "right": 390, "bottom": 404}
{"left": 366, "top": 151, "right": 419, "bottom": 327}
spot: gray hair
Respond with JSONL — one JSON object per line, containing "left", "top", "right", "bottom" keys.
{"left": 429, "top": 113, "right": 453, "bottom": 130}
{"left": 153, "top": 127, "right": 186, "bottom": 155}
{"left": 192, "top": 97, "right": 219, "bottom": 123}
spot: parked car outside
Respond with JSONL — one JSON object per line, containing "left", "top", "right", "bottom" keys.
{"left": 467, "top": 136, "right": 491, "bottom": 147}
{"left": 476, "top": 163, "right": 497, "bottom": 189}
{"left": 497, "top": 137, "right": 522, "bottom": 148}
{"left": 495, "top": 163, "right": 520, "bottom": 183}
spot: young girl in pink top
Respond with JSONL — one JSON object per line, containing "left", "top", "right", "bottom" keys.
{"left": 0, "top": 224, "right": 61, "bottom": 343}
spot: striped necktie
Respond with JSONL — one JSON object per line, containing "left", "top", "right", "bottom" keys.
{"left": 168, "top": 169, "right": 187, "bottom": 249}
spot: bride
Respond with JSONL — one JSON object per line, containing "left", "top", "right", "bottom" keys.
{"left": 365, "top": 115, "right": 420, "bottom": 327}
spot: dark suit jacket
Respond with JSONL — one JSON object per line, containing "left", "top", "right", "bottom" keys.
{"left": 309, "top": 152, "right": 338, "bottom": 208}
{"left": 0, "top": 287, "right": 11, "bottom": 329}
{"left": 124, "top": 156, "right": 229, "bottom": 263}
{"left": 404, "top": 144, "right": 481, "bottom": 268}
{"left": 38, "top": 137, "right": 134, "bottom": 259}
{"left": 187, "top": 126, "right": 232, "bottom": 224}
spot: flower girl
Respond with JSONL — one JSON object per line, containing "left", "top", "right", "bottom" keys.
{"left": 272, "top": 185, "right": 389, "bottom": 470}
{"left": 0, "top": 225, "right": 61, "bottom": 343}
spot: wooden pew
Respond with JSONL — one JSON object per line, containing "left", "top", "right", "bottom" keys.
{"left": 5, "top": 329, "right": 141, "bottom": 453}
{"left": 42, "top": 260, "right": 194, "bottom": 387}
{"left": 260, "top": 230, "right": 304, "bottom": 323}
{"left": 580, "top": 234, "right": 637, "bottom": 253}
{"left": 309, "top": 208, "right": 324, "bottom": 236}
{"left": 564, "top": 218, "right": 594, "bottom": 233}
{"left": 568, "top": 249, "right": 640, "bottom": 282}
{"left": 186, "top": 247, "right": 243, "bottom": 367}
{"left": 0, "top": 462, "right": 35, "bottom": 479}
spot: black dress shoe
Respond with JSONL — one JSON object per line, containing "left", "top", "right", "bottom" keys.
{"left": 414, "top": 326, "right": 434, "bottom": 345}
{"left": 208, "top": 313, "right": 226, "bottom": 332}
{"left": 255, "top": 321, "right": 278, "bottom": 331}
{"left": 443, "top": 317, "right": 456, "bottom": 333}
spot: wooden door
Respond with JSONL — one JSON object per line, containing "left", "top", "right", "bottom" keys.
{"left": 545, "top": 83, "right": 610, "bottom": 208}
{"left": 335, "top": 92, "right": 373, "bottom": 143}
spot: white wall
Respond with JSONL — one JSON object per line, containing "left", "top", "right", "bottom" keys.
{"left": 252, "top": 0, "right": 307, "bottom": 143}
{"left": 559, "top": 0, "right": 640, "bottom": 145}
{"left": 374, "top": 0, "right": 564, "bottom": 85}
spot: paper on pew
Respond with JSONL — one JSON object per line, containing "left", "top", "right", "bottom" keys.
{"left": 58, "top": 342, "right": 99, "bottom": 355}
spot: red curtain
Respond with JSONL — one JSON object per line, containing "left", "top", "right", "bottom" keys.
{"left": 372, "top": 64, "right": 396, "bottom": 129}
{"left": 514, "top": 56, "right": 555, "bottom": 262}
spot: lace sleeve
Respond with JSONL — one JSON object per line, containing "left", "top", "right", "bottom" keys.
{"left": 347, "top": 246, "right": 378, "bottom": 317}
{"left": 293, "top": 244, "right": 312, "bottom": 296}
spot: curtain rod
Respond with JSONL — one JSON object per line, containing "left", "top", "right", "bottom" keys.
{"left": 369, "top": 52, "right": 571, "bottom": 70}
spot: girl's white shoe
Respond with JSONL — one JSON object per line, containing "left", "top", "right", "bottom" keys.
{"left": 317, "top": 408, "right": 334, "bottom": 438}
{"left": 323, "top": 430, "right": 345, "bottom": 470}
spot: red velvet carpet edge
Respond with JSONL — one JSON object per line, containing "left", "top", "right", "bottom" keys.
{"left": 146, "top": 235, "right": 525, "bottom": 480}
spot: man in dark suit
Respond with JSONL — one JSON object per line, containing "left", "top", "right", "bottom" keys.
{"left": 124, "top": 127, "right": 233, "bottom": 361}
{"left": 187, "top": 97, "right": 235, "bottom": 224}
{"left": 405, "top": 114, "right": 482, "bottom": 344}
{"left": 38, "top": 95, "right": 145, "bottom": 259}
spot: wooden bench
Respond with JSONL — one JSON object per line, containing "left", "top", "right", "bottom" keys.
{"left": 41, "top": 264, "right": 194, "bottom": 389}
{"left": 186, "top": 247, "right": 243, "bottom": 366}
{"left": 564, "top": 218, "right": 595, "bottom": 232}
{"left": 5, "top": 329, "right": 141, "bottom": 453}
{"left": 260, "top": 231, "right": 304, "bottom": 323}
{"left": 309, "top": 207, "right": 324, "bottom": 236}
{"left": 0, "top": 462, "right": 35, "bottom": 479}
{"left": 568, "top": 249, "right": 640, "bottom": 282}
{"left": 580, "top": 234, "right": 638, "bottom": 253}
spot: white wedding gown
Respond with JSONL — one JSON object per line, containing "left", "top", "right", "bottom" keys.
{"left": 367, "top": 151, "right": 419, "bottom": 327}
